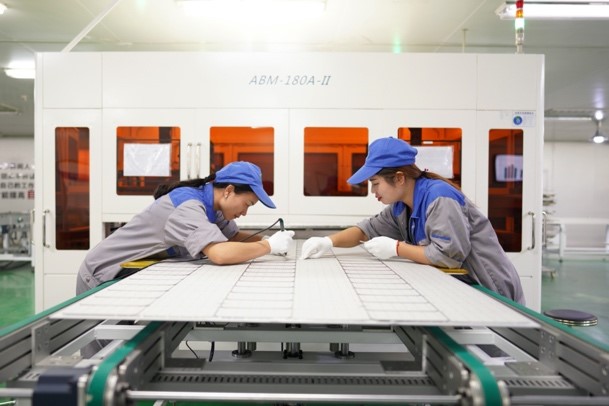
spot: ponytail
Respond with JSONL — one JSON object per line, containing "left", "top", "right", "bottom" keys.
{"left": 378, "top": 164, "right": 461, "bottom": 191}
{"left": 153, "top": 174, "right": 216, "bottom": 200}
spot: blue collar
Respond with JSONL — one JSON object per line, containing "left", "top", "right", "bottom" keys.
{"left": 391, "top": 177, "right": 464, "bottom": 243}
{"left": 168, "top": 183, "right": 217, "bottom": 222}
{"left": 202, "top": 183, "right": 217, "bottom": 222}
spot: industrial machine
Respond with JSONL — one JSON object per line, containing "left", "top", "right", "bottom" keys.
{"left": 26, "top": 50, "right": 562, "bottom": 404}
{"left": 0, "top": 212, "right": 32, "bottom": 262}
{"left": 1, "top": 243, "right": 608, "bottom": 405}
{"left": 35, "top": 52, "right": 545, "bottom": 311}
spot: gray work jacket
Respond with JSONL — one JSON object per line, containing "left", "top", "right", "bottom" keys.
{"left": 357, "top": 177, "right": 525, "bottom": 305}
{"left": 76, "top": 185, "right": 237, "bottom": 294}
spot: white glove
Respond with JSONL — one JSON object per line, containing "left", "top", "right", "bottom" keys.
{"left": 363, "top": 236, "right": 398, "bottom": 260}
{"left": 267, "top": 230, "right": 295, "bottom": 255}
{"left": 300, "top": 236, "right": 333, "bottom": 259}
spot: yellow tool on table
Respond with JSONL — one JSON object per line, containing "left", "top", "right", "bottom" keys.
{"left": 435, "top": 267, "right": 468, "bottom": 275}
{"left": 119, "top": 260, "right": 161, "bottom": 270}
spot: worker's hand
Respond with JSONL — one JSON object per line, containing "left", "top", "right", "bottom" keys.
{"left": 363, "top": 236, "right": 398, "bottom": 260}
{"left": 300, "top": 236, "right": 333, "bottom": 259}
{"left": 267, "top": 230, "right": 295, "bottom": 255}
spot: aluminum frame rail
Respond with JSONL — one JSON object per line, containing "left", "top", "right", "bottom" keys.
{"left": 86, "top": 323, "right": 492, "bottom": 405}
{"left": 475, "top": 286, "right": 609, "bottom": 405}
{"left": 0, "top": 281, "right": 118, "bottom": 385}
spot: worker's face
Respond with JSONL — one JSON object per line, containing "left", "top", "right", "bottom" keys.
{"left": 369, "top": 173, "right": 403, "bottom": 204}
{"left": 219, "top": 186, "right": 258, "bottom": 220}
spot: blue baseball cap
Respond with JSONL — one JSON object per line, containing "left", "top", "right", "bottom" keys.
{"left": 215, "top": 161, "right": 276, "bottom": 209}
{"left": 347, "top": 137, "right": 418, "bottom": 184}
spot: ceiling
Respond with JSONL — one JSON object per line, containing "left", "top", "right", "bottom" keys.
{"left": 0, "top": 0, "right": 608, "bottom": 142}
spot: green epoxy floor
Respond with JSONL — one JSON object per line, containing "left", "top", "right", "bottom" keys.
{"left": 541, "top": 258, "right": 609, "bottom": 345}
{"left": 0, "top": 261, "right": 34, "bottom": 328}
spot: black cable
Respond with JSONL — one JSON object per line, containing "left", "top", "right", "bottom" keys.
{"left": 209, "top": 341, "right": 215, "bottom": 362}
{"left": 238, "top": 218, "right": 284, "bottom": 242}
{"left": 184, "top": 340, "right": 199, "bottom": 359}
{"left": 112, "top": 219, "right": 287, "bottom": 272}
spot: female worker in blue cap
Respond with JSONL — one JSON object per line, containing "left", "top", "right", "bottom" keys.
{"left": 301, "top": 137, "right": 525, "bottom": 305}
{"left": 76, "top": 161, "right": 294, "bottom": 294}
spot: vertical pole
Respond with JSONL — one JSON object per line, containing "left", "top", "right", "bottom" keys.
{"left": 515, "top": 0, "right": 525, "bottom": 54}
{"left": 461, "top": 28, "right": 468, "bottom": 53}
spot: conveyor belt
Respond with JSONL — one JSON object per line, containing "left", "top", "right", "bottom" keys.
{"left": 2, "top": 243, "right": 609, "bottom": 405}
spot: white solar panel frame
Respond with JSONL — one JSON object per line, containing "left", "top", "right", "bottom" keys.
{"left": 52, "top": 242, "right": 537, "bottom": 328}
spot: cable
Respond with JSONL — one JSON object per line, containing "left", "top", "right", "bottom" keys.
{"left": 185, "top": 340, "right": 214, "bottom": 362}
{"left": 111, "top": 219, "right": 287, "bottom": 277}
{"left": 209, "top": 341, "right": 215, "bottom": 362}
{"left": 238, "top": 218, "right": 285, "bottom": 242}
{"left": 184, "top": 340, "right": 199, "bottom": 359}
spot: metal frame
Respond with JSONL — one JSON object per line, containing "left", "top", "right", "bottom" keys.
{"left": 1, "top": 285, "right": 608, "bottom": 405}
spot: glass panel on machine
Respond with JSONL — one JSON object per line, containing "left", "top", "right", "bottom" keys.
{"left": 303, "top": 128, "right": 368, "bottom": 196}
{"left": 116, "top": 127, "right": 181, "bottom": 196}
{"left": 397, "top": 127, "right": 462, "bottom": 187}
{"left": 55, "top": 127, "right": 90, "bottom": 250}
{"left": 488, "top": 129, "right": 524, "bottom": 252}
{"left": 210, "top": 127, "right": 274, "bottom": 195}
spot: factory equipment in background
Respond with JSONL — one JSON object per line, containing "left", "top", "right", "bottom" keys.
{"left": 0, "top": 211, "right": 32, "bottom": 263}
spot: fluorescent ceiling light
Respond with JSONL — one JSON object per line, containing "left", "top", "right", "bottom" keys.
{"left": 594, "top": 110, "right": 605, "bottom": 121}
{"left": 4, "top": 68, "right": 35, "bottom": 79}
{"left": 591, "top": 130, "right": 607, "bottom": 144}
{"left": 544, "top": 116, "right": 591, "bottom": 121}
{"left": 177, "top": 0, "right": 326, "bottom": 20}
{"left": 0, "top": 3, "right": 6, "bottom": 15}
{"left": 496, "top": 1, "right": 609, "bottom": 20}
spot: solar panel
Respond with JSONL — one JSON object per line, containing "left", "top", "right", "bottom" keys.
{"left": 52, "top": 241, "right": 536, "bottom": 328}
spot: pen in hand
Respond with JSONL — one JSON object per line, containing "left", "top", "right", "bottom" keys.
{"left": 278, "top": 218, "right": 287, "bottom": 256}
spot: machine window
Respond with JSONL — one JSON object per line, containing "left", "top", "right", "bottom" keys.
{"left": 488, "top": 129, "right": 524, "bottom": 252}
{"left": 303, "top": 127, "right": 368, "bottom": 196}
{"left": 55, "top": 127, "right": 90, "bottom": 250}
{"left": 210, "top": 127, "right": 275, "bottom": 195}
{"left": 397, "top": 127, "right": 462, "bottom": 187}
{"left": 116, "top": 126, "right": 181, "bottom": 196}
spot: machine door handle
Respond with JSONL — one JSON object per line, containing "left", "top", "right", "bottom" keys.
{"left": 186, "top": 142, "right": 193, "bottom": 179}
{"left": 194, "top": 142, "right": 201, "bottom": 179}
{"left": 42, "top": 209, "right": 50, "bottom": 248}
{"left": 527, "top": 211, "right": 536, "bottom": 250}
{"left": 30, "top": 209, "right": 35, "bottom": 249}
{"left": 541, "top": 211, "right": 548, "bottom": 247}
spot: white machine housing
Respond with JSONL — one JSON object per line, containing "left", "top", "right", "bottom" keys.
{"left": 34, "top": 52, "right": 544, "bottom": 311}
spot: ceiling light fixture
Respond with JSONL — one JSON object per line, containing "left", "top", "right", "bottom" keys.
{"left": 0, "top": 3, "right": 6, "bottom": 15}
{"left": 177, "top": 0, "right": 326, "bottom": 20}
{"left": 544, "top": 110, "right": 593, "bottom": 121}
{"left": 4, "top": 60, "right": 35, "bottom": 79}
{"left": 594, "top": 110, "right": 605, "bottom": 121}
{"left": 591, "top": 117, "right": 607, "bottom": 144}
{"left": 544, "top": 116, "right": 591, "bottom": 122}
{"left": 4, "top": 68, "right": 35, "bottom": 80}
{"left": 591, "top": 130, "right": 607, "bottom": 144}
{"left": 496, "top": 1, "right": 609, "bottom": 20}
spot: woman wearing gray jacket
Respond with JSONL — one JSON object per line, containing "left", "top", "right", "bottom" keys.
{"left": 300, "top": 137, "right": 525, "bottom": 305}
{"left": 77, "top": 161, "right": 293, "bottom": 295}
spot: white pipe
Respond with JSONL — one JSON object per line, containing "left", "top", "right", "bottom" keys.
{"left": 62, "top": 0, "right": 123, "bottom": 53}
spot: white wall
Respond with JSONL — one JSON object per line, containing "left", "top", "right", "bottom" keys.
{"left": 543, "top": 141, "right": 609, "bottom": 248}
{"left": 0, "top": 137, "right": 35, "bottom": 213}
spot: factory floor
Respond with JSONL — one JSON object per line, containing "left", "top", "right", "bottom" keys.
{"left": 0, "top": 258, "right": 608, "bottom": 405}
